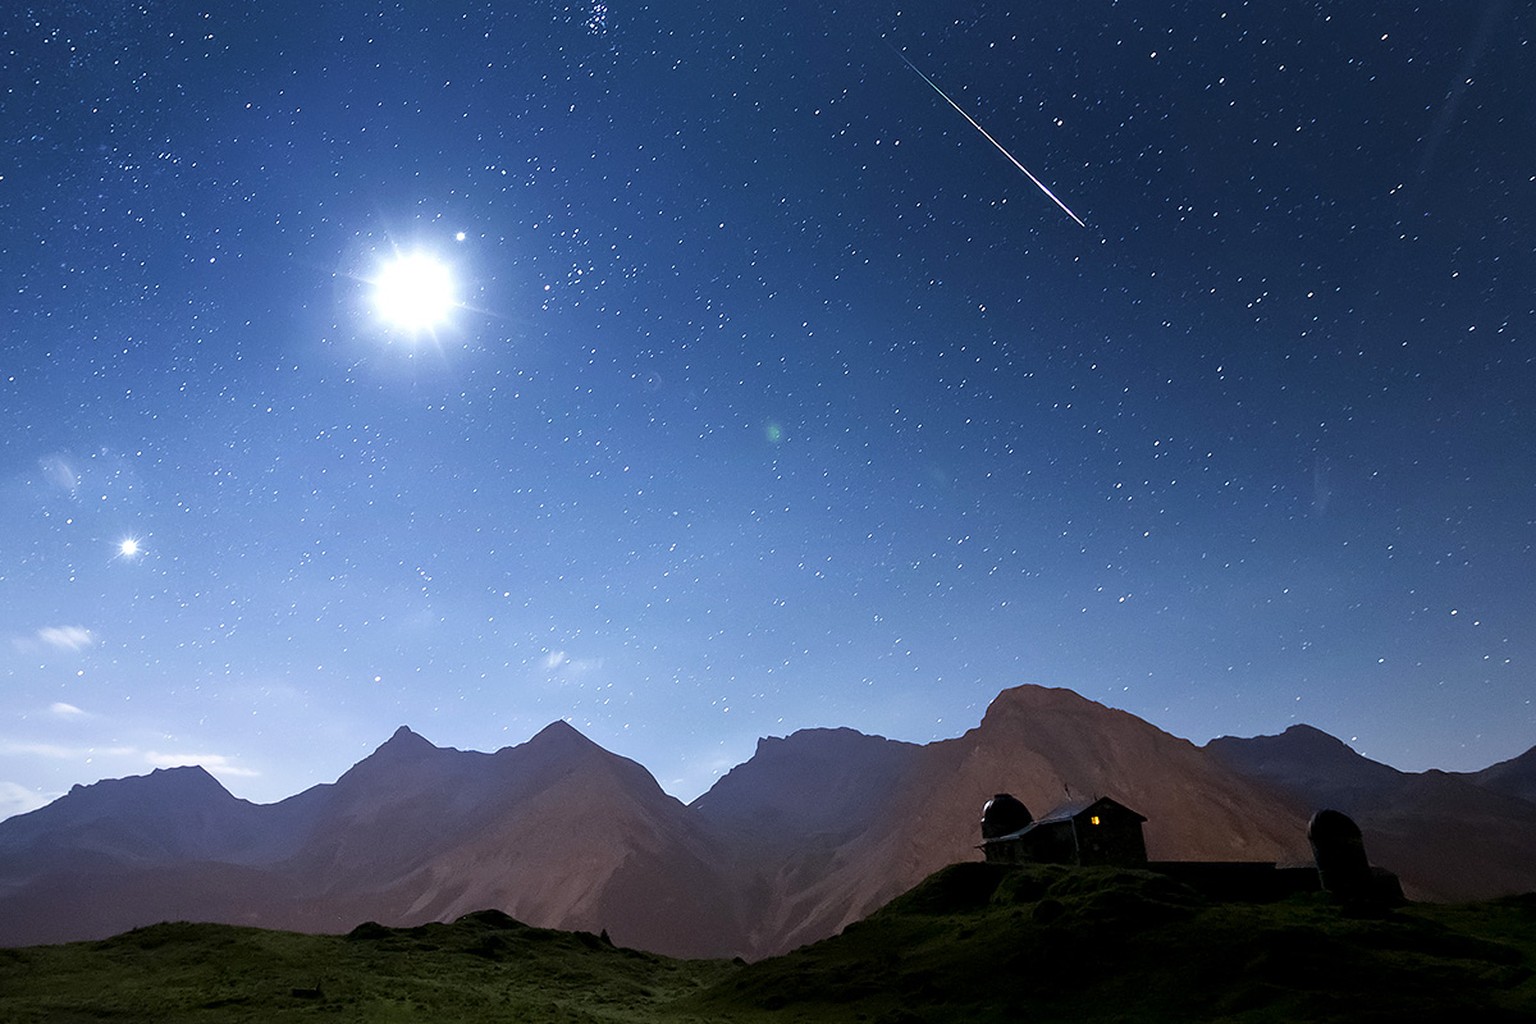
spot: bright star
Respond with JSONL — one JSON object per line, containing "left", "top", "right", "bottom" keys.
{"left": 373, "top": 252, "right": 457, "bottom": 332}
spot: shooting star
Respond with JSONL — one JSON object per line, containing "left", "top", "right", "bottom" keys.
{"left": 892, "top": 47, "right": 1087, "bottom": 228}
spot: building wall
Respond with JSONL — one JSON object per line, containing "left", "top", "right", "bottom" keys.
{"left": 1073, "top": 808, "right": 1147, "bottom": 866}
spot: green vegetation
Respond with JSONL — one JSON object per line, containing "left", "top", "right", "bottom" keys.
{"left": 697, "top": 864, "right": 1536, "bottom": 1022}
{"left": 0, "top": 911, "right": 731, "bottom": 1024}
{"left": 3, "top": 866, "right": 1533, "bottom": 1022}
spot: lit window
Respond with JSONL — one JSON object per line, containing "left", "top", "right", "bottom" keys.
{"left": 1090, "top": 815, "right": 1101, "bottom": 826}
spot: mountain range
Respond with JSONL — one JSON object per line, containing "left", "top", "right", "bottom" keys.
{"left": 3, "top": 684, "right": 1534, "bottom": 958}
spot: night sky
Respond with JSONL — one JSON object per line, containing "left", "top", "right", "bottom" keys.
{"left": 4, "top": 1, "right": 1533, "bottom": 818}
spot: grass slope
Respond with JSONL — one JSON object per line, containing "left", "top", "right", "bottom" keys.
{"left": 697, "top": 863, "right": 1536, "bottom": 1023}
{"left": 0, "top": 911, "right": 732, "bottom": 1024}
{"left": 2, "top": 865, "right": 1533, "bottom": 1022}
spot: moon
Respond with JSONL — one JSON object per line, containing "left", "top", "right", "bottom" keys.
{"left": 373, "top": 252, "right": 458, "bottom": 332}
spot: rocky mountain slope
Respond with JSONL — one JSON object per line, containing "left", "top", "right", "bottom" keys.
{"left": 1468, "top": 745, "right": 1536, "bottom": 806}
{"left": 0, "top": 722, "right": 739, "bottom": 956}
{"left": 2, "top": 685, "right": 1533, "bottom": 956}
{"left": 1206, "top": 724, "right": 1536, "bottom": 901}
{"left": 692, "top": 685, "right": 1318, "bottom": 956}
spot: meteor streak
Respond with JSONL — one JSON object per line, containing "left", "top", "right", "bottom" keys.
{"left": 892, "top": 48, "right": 1087, "bottom": 228}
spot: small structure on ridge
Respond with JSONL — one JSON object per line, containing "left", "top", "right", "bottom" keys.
{"left": 1308, "top": 808, "right": 1404, "bottom": 907}
{"left": 977, "top": 793, "right": 1403, "bottom": 904}
{"left": 981, "top": 793, "right": 1032, "bottom": 840}
{"left": 979, "top": 795, "right": 1148, "bottom": 867}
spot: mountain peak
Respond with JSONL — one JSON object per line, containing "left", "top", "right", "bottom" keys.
{"left": 691, "top": 725, "right": 919, "bottom": 835}
{"left": 532, "top": 718, "right": 584, "bottom": 739}
{"left": 342, "top": 726, "right": 439, "bottom": 779}
{"left": 1205, "top": 722, "right": 1402, "bottom": 792}
{"left": 60, "top": 763, "right": 229, "bottom": 807}
{"left": 1276, "top": 723, "right": 1353, "bottom": 750}
{"left": 379, "top": 725, "right": 436, "bottom": 753}
{"left": 993, "top": 683, "right": 1085, "bottom": 704}
{"left": 976, "top": 685, "right": 1142, "bottom": 743}
{"left": 148, "top": 763, "right": 224, "bottom": 787}
{"left": 1210, "top": 722, "right": 1367, "bottom": 763}
{"left": 984, "top": 684, "right": 1112, "bottom": 718}
{"left": 750, "top": 726, "right": 894, "bottom": 757}
{"left": 524, "top": 719, "right": 600, "bottom": 757}
{"left": 3, "top": 764, "right": 244, "bottom": 858}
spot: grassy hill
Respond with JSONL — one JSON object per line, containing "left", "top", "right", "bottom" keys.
{"left": 2, "top": 864, "right": 1532, "bottom": 1022}
{"left": 695, "top": 863, "right": 1536, "bottom": 1022}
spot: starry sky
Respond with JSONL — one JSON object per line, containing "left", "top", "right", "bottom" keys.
{"left": 3, "top": 1, "right": 1533, "bottom": 819}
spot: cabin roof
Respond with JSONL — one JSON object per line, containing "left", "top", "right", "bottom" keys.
{"left": 1038, "top": 795, "right": 1147, "bottom": 825}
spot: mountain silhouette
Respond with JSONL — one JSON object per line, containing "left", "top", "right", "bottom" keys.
{"left": 1467, "top": 744, "right": 1536, "bottom": 805}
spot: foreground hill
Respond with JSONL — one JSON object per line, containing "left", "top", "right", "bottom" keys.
{"left": 700, "top": 863, "right": 1536, "bottom": 1023}
{"left": 3, "top": 685, "right": 1534, "bottom": 956}
{"left": 1, "top": 865, "right": 1532, "bottom": 1023}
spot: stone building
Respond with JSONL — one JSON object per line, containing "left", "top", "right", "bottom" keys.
{"left": 979, "top": 795, "right": 1148, "bottom": 867}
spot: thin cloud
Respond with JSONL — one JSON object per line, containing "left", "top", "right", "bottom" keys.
{"left": 0, "top": 740, "right": 259, "bottom": 780}
{"left": 542, "top": 649, "right": 604, "bottom": 680}
{"left": 0, "top": 741, "right": 87, "bottom": 759}
{"left": 0, "top": 741, "right": 137, "bottom": 759}
{"left": 39, "top": 454, "right": 80, "bottom": 497}
{"left": 37, "top": 626, "right": 96, "bottom": 651}
{"left": 49, "top": 702, "right": 87, "bottom": 718}
{"left": 145, "top": 752, "right": 261, "bottom": 778}
{"left": 0, "top": 781, "right": 55, "bottom": 821}
{"left": 0, "top": 734, "right": 258, "bottom": 784}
